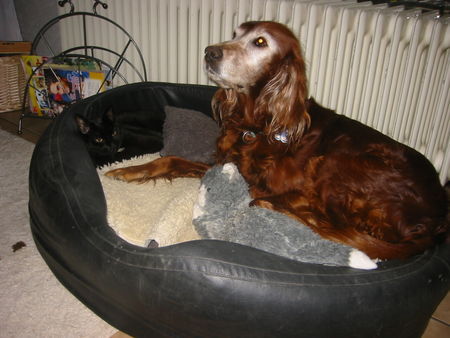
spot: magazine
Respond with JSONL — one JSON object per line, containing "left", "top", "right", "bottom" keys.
{"left": 21, "top": 55, "right": 111, "bottom": 116}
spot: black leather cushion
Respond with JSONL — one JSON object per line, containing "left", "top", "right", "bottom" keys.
{"left": 29, "top": 82, "right": 450, "bottom": 337}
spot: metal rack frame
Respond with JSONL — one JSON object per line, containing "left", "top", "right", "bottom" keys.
{"left": 18, "top": 0, "right": 147, "bottom": 134}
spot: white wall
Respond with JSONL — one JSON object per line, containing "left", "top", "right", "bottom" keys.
{"left": 0, "top": 0, "right": 22, "bottom": 41}
{"left": 13, "top": 0, "right": 60, "bottom": 53}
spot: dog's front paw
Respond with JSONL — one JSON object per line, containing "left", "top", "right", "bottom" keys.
{"left": 105, "top": 168, "right": 127, "bottom": 181}
{"left": 105, "top": 166, "right": 151, "bottom": 183}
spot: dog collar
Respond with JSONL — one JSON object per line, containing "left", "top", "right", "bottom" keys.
{"left": 274, "top": 131, "right": 288, "bottom": 143}
{"left": 241, "top": 130, "right": 289, "bottom": 144}
{"left": 242, "top": 130, "right": 258, "bottom": 144}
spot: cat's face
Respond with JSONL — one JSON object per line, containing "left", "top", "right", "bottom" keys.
{"left": 75, "top": 109, "right": 123, "bottom": 156}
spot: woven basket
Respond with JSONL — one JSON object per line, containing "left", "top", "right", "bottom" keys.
{"left": 0, "top": 56, "right": 27, "bottom": 113}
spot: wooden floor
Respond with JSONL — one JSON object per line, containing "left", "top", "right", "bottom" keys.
{"left": 1, "top": 109, "right": 448, "bottom": 337}
{"left": 0, "top": 110, "right": 51, "bottom": 143}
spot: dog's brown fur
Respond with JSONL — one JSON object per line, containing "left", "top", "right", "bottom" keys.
{"left": 106, "top": 21, "right": 448, "bottom": 260}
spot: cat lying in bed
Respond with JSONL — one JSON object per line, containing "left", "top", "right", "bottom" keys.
{"left": 75, "top": 108, "right": 164, "bottom": 166}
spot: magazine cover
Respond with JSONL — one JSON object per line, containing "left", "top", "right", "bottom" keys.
{"left": 21, "top": 55, "right": 111, "bottom": 116}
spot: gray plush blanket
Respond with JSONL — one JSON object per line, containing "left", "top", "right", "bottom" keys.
{"left": 193, "top": 163, "right": 377, "bottom": 269}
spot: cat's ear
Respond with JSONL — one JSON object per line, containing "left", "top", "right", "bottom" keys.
{"left": 105, "top": 108, "right": 114, "bottom": 121}
{"left": 75, "top": 116, "right": 90, "bottom": 134}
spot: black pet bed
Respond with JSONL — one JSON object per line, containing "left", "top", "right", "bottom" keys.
{"left": 29, "top": 82, "right": 449, "bottom": 337}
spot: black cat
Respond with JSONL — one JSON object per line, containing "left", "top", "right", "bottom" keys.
{"left": 75, "top": 108, "right": 163, "bottom": 166}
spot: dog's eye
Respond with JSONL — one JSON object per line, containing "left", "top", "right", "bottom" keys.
{"left": 254, "top": 37, "right": 267, "bottom": 47}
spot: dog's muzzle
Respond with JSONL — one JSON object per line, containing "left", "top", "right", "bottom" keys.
{"left": 205, "top": 45, "right": 223, "bottom": 64}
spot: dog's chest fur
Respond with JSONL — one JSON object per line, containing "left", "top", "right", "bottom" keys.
{"left": 214, "top": 100, "right": 407, "bottom": 198}
{"left": 215, "top": 117, "right": 311, "bottom": 197}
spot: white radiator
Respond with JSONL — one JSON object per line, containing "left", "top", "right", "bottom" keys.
{"left": 57, "top": 0, "right": 450, "bottom": 184}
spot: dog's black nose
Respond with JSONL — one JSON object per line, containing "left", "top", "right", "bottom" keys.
{"left": 205, "top": 46, "right": 223, "bottom": 61}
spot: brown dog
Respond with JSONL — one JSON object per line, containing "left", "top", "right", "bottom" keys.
{"left": 106, "top": 21, "right": 448, "bottom": 260}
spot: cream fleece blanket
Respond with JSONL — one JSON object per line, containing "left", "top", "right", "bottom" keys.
{"left": 98, "top": 153, "right": 201, "bottom": 247}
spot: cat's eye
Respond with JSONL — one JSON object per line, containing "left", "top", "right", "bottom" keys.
{"left": 95, "top": 137, "right": 104, "bottom": 143}
{"left": 254, "top": 37, "right": 267, "bottom": 47}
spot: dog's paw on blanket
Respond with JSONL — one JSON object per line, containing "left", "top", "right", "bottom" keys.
{"left": 98, "top": 153, "right": 201, "bottom": 247}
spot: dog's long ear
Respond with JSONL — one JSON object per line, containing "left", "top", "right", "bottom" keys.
{"left": 255, "top": 46, "right": 310, "bottom": 146}
{"left": 211, "top": 88, "right": 239, "bottom": 125}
